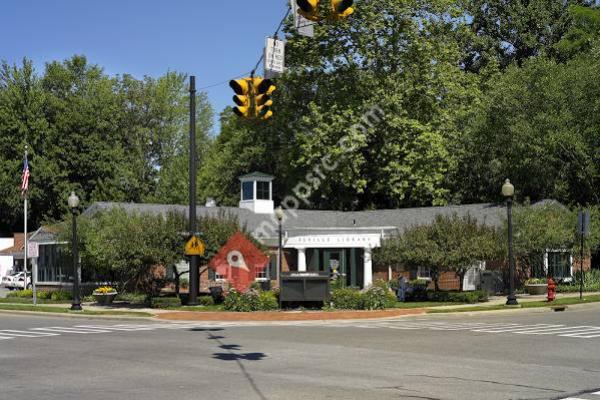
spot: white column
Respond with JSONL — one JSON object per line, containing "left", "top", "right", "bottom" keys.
{"left": 297, "top": 248, "right": 307, "bottom": 272}
{"left": 363, "top": 247, "right": 373, "bottom": 288}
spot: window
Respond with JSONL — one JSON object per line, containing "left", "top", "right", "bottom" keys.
{"left": 255, "top": 266, "right": 268, "bottom": 281}
{"left": 257, "top": 181, "right": 270, "bottom": 200}
{"left": 417, "top": 266, "right": 431, "bottom": 280}
{"left": 242, "top": 181, "right": 254, "bottom": 200}
{"left": 547, "top": 251, "right": 571, "bottom": 280}
{"left": 208, "top": 269, "right": 225, "bottom": 281}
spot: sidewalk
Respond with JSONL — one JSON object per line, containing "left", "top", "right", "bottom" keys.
{"left": 427, "top": 291, "right": 600, "bottom": 310}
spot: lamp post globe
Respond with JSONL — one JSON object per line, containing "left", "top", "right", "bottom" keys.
{"left": 502, "top": 180, "right": 518, "bottom": 306}
{"left": 68, "top": 191, "right": 82, "bottom": 311}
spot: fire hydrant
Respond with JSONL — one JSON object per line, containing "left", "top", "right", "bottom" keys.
{"left": 547, "top": 277, "right": 557, "bottom": 302}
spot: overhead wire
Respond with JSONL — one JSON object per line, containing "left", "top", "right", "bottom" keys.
{"left": 198, "top": 5, "right": 292, "bottom": 88}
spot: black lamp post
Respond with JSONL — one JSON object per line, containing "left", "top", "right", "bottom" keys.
{"left": 68, "top": 191, "right": 82, "bottom": 311}
{"left": 275, "top": 206, "right": 284, "bottom": 309}
{"left": 502, "top": 179, "right": 518, "bottom": 306}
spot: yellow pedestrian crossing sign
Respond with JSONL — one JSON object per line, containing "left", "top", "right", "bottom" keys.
{"left": 185, "top": 235, "right": 205, "bottom": 256}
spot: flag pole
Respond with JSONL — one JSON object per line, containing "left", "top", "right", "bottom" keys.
{"left": 23, "top": 146, "right": 29, "bottom": 302}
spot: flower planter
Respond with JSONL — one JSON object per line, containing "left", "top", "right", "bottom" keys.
{"left": 93, "top": 293, "right": 117, "bottom": 306}
{"left": 524, "top": 284, "right": 547, "bottom": 296}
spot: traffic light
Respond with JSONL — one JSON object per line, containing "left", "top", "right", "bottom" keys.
{"left": 331, "top": 0, "right": 354, "bottom": 19}
{"left": 229, "top": 78, "right": 252, "bottom": 118}
{"left": 297, "top": 0, "right": 320, "bottom": 22}
{"left": 253, "top": 78, "right": 276, "bottom": 120}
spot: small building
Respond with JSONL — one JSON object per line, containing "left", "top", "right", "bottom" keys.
{"left": 84, "top": 172, "right": 518, "bottom": 292}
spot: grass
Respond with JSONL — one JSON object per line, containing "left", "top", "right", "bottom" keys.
{"left": 0, "top": 303, "right": 153, "bottom": 317}
{"left": 427, "top": 294, "right": 600, "bottom": 314}
{"left": 0, "top": 297, "right": 72, "bottom": 305}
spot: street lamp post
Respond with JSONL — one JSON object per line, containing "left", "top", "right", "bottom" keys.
{"left": 68, "top": 191, "right": 82, "bottom": 311}
{"left": 275, "top": 207, "right": 284, "bottom": 309}
{"left": 502, "top": 179, "right": 518, "bottom": 306}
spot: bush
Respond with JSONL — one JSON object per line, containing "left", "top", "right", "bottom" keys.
{"left": 50, "top": 290, "right": 73, "bottom": 301}
{"left": 257, "top": 291, "right": 278, "bottom": 310}
{"left": 427, "top": 290, "right": 488, "bottom": 304}
{"left": 556, "top": 270, "right": 600, "bottom": 293}
{"left": 7, "top": 289, "right": 32, "bottom": 298}
{"left": 37, "top": 290, "right": 52, "bottom": 300}
{"left": 116, "top": 292, "right": 147, "bottom": 305}
{"left": 362, "top": 285, "right": 396, "bottom": 310}
{"left": 179, "top": 278, "right": 189, "bottom": 289}
{"left": 331, "top": 288, "right": 363, "bottom": 310}
{"left": 526, "top": 278, "right": 547, "bottom": 284}
{"left": 223, "top": 289, "right": 278, "bottom": 312}
{"left": 199, "top": 296, "right": 215, "bottom": 306}
{"left": 406, "top": 279, "right": 429, "bottom": 301}
{"left": 150, "top": 296, "right": 182, "bottom": 309}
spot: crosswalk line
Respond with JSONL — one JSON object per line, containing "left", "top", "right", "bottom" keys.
{"left": 560, "top": 332, "right": 600, "bottom": 338}
{"left": 74, "top": 325, "right": 157, "bottom": 332}
{"left": 517, "top": 326, "right": 600, "bottom": 335}
{"left": 472, "top": 324, "right": 558, "bottom": 333}
{"left": 592, "top": 391, "right": 600, "bottom": 395}
{"left": 0, "top": 329, "right": 59, "bottom": 337}
{"left": 0, "top": 336, "right": 14, "bottom": 340}
{"left": 32, "top": 327, "right": 112, "bottom": 334}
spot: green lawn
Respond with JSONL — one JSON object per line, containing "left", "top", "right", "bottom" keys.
{"left": 0, "top": 297, "right": 72, "bottom": 305}
{"left": 0, "top": 303, "right": 153, "bottom": 317}
{"left": 427, "top": 295, "right": 600, "bottom": 314}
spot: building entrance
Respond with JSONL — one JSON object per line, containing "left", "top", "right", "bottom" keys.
{"left": 306, "top": 248, "right": 364, "bottom": 288}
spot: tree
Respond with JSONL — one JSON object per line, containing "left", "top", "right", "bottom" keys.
{"left": 455, "top": 52, "right": 600, "bottom": 206}
{"left": 200, "top": 0, "right": 481, "bottom": 210}
{"left": 375, "top": 214, "right": 501, "bottom": 291}
{"left": 462, "top": 0, "right": 594, "bottom": 72}
{"left": 0, "top": 55, "right": 213, "bottom": 234}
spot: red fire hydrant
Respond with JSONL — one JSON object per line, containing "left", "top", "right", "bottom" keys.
{"left": 547, "top": 277, "right": 557, "bottom": 302}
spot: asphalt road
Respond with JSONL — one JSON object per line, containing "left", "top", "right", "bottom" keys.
{"left": 1, "top": 306, "right": 600, "bottom": 400}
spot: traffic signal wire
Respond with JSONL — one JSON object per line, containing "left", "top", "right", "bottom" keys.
{"left": 197, "top": 5, "right": 291, "bottom": 91}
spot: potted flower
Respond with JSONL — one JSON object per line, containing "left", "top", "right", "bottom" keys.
{"left": 93, "top": 286, "right": 118, "bottom": 305}
{"left": 524, "top": 278, "right": 547, "bottom": 295}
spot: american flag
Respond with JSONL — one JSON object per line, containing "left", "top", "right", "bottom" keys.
{"left": 21, "top": 154, "right": 29, "bottom": 195}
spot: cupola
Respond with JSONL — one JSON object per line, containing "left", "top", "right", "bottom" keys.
{"left": 238, "top": 172, "right": 274, "bottom": 214}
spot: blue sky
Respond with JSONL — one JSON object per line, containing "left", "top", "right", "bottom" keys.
{"left": 0, "top": 0, "right": 290, "bottom": 132}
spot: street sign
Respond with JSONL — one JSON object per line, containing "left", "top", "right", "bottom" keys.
{"left": 291, "top": 0, "right": 315, "bottom": 37}
{"left": 264, "top": 37, "right": 285, "bottom": 78}
{"left": 185, "top": 235, "right": 205, "bottom": 256}
{"left": 27, "top": 242, "right": 39, "bottom": 258}
{"left": 577, "top": 210, "right": 591, "bottom": 237}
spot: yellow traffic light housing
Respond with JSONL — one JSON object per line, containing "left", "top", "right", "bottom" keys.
{"left": 331, "top": 0, "right": 354, "bottom": 19}
{"left": 229, "top": 77, "right": 276, "bottom": 120}
{"left": 297, "top": 0, "right": 320, "bottom": 22}
{"left": 253, "top": 78, "right": 276, "bottom": 120}
{"left": 229, "top": 78, "right": 253, "bottom": 118}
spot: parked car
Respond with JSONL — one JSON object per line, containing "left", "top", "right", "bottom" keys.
{"left": 3, "top": 272, "right": 31, "bottom": 290}
{"left": 1, "top": 272, "right": 17, "bottom": 289}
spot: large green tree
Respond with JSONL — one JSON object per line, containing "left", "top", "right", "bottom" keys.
{"left": 0, "top": 56, "right": 213, "bottom": 234}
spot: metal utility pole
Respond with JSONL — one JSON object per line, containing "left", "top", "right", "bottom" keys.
{"left": 188, "top": 76, "right": 199, "bottom": 306}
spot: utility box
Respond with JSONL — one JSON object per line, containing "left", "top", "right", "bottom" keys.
{"left": 480, "top": 271, "right": 504, "bottom": 295}
{"left": 280, "top": 272, "right": 330, "bottom": 303}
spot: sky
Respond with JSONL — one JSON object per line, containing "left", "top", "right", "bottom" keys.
{"left": 0, "top": 0, "right": 290, "bottom": 132}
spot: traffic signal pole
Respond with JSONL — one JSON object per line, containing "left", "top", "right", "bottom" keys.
{"left": 188, "top": 76, "right": 199, "bottom": 306}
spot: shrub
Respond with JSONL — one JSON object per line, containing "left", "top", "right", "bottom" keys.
{"left": 223, "top": 289, "right": 278, "bottom": 311}
{"left": 331, "top": 288, "right": 363, "bottom": 309}
{"left": 406, "top": 279, "right": 429, "bottom": 301}
{"left": 150, "top": 296, "right": 182, "bottom": 309}
{"left": 199, "top": 296, "right": 215, "bottom": 306}
{"left": 257, "top": 291, "right": 278, "bottom": 310}
{"left": 50, "top": 290, "right": 72, "bottom": 301}
{"left": 427, "top": 290, "right": 488, "bottom": 304}
{"left": 526, "top": 278, "right": 547, "bottom": 284}
{"left": 556, "top": 270, "right": 600, "bottom": 293}
{"left": 362, "top": 285, "right": 396, "bottom": 310}
{"left": 179, "top": 278, "right": 189, "bottom": 289}
{"left": 37, "top": 290, "right": 52, "bottom": 300}
{"left": 116, "top": 292, "right": 147, "bottom": 305}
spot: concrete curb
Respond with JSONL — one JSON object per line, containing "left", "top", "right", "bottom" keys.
{"left": 156, "top": 308, "right": 426, "bottom": 322}
{"left": 0, "top": 309, "right": 156, "bottom": 321}
{"left": 424, "top": 301, "right": 600, "bottom": 316}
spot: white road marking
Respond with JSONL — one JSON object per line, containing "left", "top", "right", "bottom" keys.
{"left": 31, "top": 327, "right": 111, "bottom": 334}
{"left": 0, "top": 336, "right": 14, "bottom": 340}
{"left": 0, "top": 329, "right": 59, "bottom": 337}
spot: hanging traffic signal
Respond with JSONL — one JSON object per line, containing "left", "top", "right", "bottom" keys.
{"left": 297, "top": 0, "right": 320, "bottom": 22}
{"left": 229, "top": 78, "right": 252, "bottom": 118}
{"left": 331, "top": 0, "right": 354, "bottom": 19}
{"left": 253, "top": 78, "right": 276, "bottom": 120}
